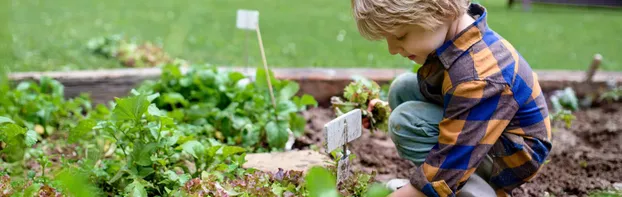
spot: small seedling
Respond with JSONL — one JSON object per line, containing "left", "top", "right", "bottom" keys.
{"left": 331, "top": 78, "right": 390, "bottom": 132}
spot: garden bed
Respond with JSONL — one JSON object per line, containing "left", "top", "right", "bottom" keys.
{"left": 4, "top": 67, "right": 622, "bottom": 196}
{"left": 296, "top": 102, "right": 622, "bottom": 197}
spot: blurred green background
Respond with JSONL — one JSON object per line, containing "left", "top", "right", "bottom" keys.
{"left": 1, "top": 0, "right": 621, "bottom": 72}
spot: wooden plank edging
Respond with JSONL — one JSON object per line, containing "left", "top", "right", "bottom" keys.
{"left": 8, "top": 67, "right": 622, "bottom": 106}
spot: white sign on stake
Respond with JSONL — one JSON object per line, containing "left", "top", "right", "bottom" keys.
{"left": 236, "top": 9, "right": 259, "bottom": 30}
{"left": 324, "top": 109, "right": 362, "bottom": 183}
{"left": 324, "top": 109, "right": 362, "bottom": 153}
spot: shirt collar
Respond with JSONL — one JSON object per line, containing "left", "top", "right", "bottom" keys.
{"left": 433, "top": 3, "right": 489, "bottom": 69}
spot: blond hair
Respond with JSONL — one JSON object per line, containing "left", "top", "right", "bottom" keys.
{"left": 351, "top": 0, "right": 470, "bottom": 40}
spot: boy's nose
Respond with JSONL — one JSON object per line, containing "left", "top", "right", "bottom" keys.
{"left": 386, "top": 39, "right": 401, "bottom": 56}
{"left": 388, "top": 47, "right": 400, "bottom": 56}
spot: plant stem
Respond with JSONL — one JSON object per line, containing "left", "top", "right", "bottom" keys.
{"left": 110, "top": 129, "right": 130, "bottom": 164}
{"left": 41, "top": 159, "right": 46, "bottom": 183}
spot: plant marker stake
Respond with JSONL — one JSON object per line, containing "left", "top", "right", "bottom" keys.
{"left": 584, "top": 53, "right": 603, "bottom": 84}
{"left": 236, "top": 9, "right": 278, "bottom": 120}
{"left": 255, "top": 24, "right": 279, "bottom": 120}
{"left": 324, "top": 109, "right": 362, "bottom": 184}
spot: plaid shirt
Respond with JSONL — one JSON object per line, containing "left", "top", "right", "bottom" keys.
{"left": 411, "top": 3, "right": 552, "bottom": 196}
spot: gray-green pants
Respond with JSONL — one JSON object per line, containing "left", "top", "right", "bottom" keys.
{"left": 388, "top": 72, "right": 495, "bottom": 196}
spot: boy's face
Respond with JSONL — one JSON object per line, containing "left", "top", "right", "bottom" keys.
{"left": 382, "top": 24, "right": 450, "bottom": 65}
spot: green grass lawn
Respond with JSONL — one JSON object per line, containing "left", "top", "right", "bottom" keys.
{"left": 2, "top": 0, "right": 621, "bottom": 72}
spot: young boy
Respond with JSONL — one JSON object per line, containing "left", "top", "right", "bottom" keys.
{"left": 352, "top": 0, "right": 552, "bottom": 196}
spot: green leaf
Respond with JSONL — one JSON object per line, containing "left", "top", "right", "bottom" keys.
{"left": 289, "top": 113, "right": 306, "bottom": 136}
{"left": 147, "top": 92, "right": 160, "bottom": 103}
{"left": 133, "top": 142, "right": 157, "bottom": 166}
{"left": 305, "top": 167, "right": 340, "bottom": 197}
{"left": 40, "top": 76, "right": 64, "bottom": 97}
{"left": 137, "top": 167, "right": 155, "bottom": 178}
{"left": 162, "top": 92, "right": 189, "bottom": 107}
{"left": 24, "top": 129, "right": 37, "bottom": 147}
{"left": 364, "top": 184, "right": 392, "bottom": 197}
{"left": 271, "top": 182, "right": 286, "bottom": 196}
{"left": 0, "top": 123, "right": 26, "bottom": 141}
{"left": 55, "top": 168, "right": 101, "bottom": 197}
{"left": 165, "top": 170, "right": 179, "bottom": 181}
{"left": 266, "top": 121, "right": 289, "bottom": 149}
{"left": 277, "top": 100, "right": 298, "bottom": 117}
{"left": 228, "top": 72, "right": 246, "bottom": 84}
{"left": 69, "top": 119, "right": 97, "bottom": 143}
{"left": 300, "top": 94, "right": 318, "bottom": 107}
{"left": 112, "top": 95, "right": 150, "bottom": 122}
{"left": 181, "top": 140, "right": 205, "bottom": 158}
{"left": 3, "top": 138, "right": 25, "bottom": 162}
{"left": 231, "top": 115, "right": 251, "bottom": 130}
{"left": 279, "top": 81, "right": 300, "bottom": 100}
{"left": 0, "top": 116, "right": 14, "bottom": 124}
{"left": 243, "top": 125, "right": 261, "bottom": 147}
{"left": 178, "top": 174, "right": 191, "bottom": 186}
{"left": 221, "top": 146, "right": 246, "bottom": 158}
{"left": 163, "top": 64, "right": 183, "bottom": 79}
{"left": 24, "top": 183, "right": 42, "bottom": 197}
{"left": 125, "top": 179, "right": 148, "bottom": 197}
{"left": 147, "top": 104, "right": 163, "bottom": 117}
{"left": 255, "top": 68, "right": 279, "bottom": 91}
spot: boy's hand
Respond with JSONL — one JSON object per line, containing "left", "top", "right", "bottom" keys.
{"left": 362, "top": 99, "right": 388, "bottom": 129}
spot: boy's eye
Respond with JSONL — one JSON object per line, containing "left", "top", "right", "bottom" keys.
{"left": 397, "top": 33, "right": 407, "bottom": 41}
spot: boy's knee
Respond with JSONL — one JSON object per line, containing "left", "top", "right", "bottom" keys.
{"left": 390, "top": 72, "right": 419, "bottom": 91}
{"left": 388, "top": 101, "right": 442, "bottom": 165}
{"left": 388, "top": 72, "right": 420, "bottom": 109}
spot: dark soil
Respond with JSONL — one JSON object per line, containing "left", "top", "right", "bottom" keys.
{"left": 295, "top": 103, "right": 622, "bottom": 197}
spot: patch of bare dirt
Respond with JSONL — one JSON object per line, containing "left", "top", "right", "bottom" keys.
{"left": 296, "top": 103, "right": 622, "bottom": 197}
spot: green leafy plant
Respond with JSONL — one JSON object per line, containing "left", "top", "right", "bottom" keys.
{"left": 137, "top": 63, "right": 317, "bottom": 152}
{"left": 550, "top": 109, "right": 576, "bottom": 129}
{"left": 331, "top": 77, "right": 390, "bottom": 132}
{"left": 550, "top": 87, "right": 579, "bottom": 113}
{"left": 599, "top": 86, "right": 621, "bottom": 103}
{"left": 549, "top": 87, "right": 578, "bottom": 129}
{"left": 0, "top": 116, "right": 37, "bottom": 163}
{"left": 0, "top": 76, "right": 93, "bottom": 136}
{"left": 67, "top": 91, "right": 249, "bottom": 196}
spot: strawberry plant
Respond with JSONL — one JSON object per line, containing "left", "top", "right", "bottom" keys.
{"left": 136, "top": 63, "right": 317, "bottom": 152}
{"left": 331, "top": 77, "right": 390, "bottom": 132}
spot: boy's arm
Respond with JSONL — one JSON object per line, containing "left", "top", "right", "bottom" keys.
{"left": 407, "top": 80, "right": 518, "bottom": 196}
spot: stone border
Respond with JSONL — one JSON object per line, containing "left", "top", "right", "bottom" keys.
{"left": 9, "top": 67, "right": 622, "bottom": 106}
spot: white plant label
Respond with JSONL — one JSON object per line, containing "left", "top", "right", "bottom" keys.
{"left": 236, "top": 9, "right": 259, "bottom": 30}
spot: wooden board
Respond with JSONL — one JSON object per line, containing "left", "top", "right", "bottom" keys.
{"left": 323, "top": 109, "right": 362, "bottom": 153}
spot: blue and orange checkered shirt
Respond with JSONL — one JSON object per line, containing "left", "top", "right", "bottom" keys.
{"left": 411, "top": 3, "right": 552, "bottom": 197}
